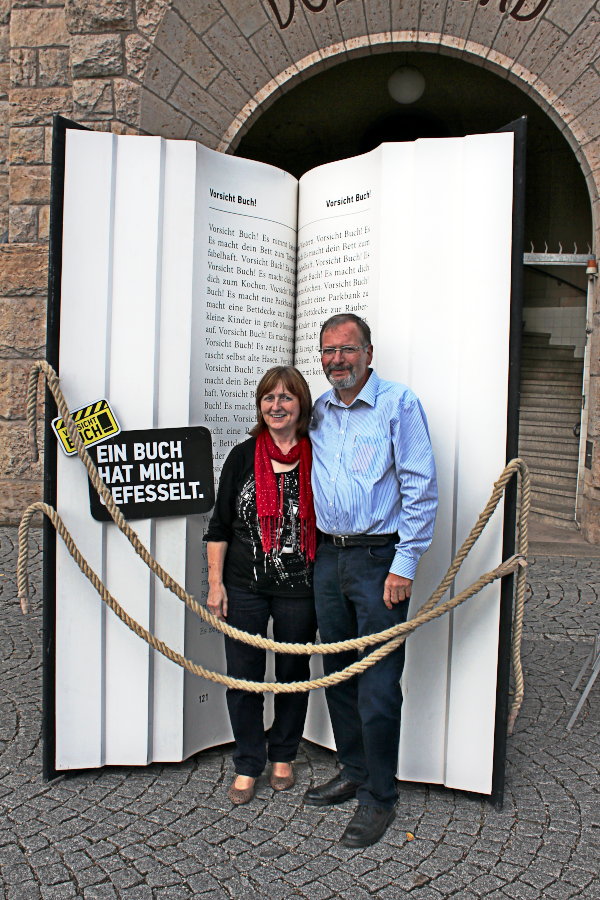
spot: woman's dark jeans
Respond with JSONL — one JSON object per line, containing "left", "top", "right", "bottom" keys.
{"left": 314, "top": 539, "right": 410, "bottom": 809}
{"left": 224, "top": 584, "right": 317, "bottom": 777}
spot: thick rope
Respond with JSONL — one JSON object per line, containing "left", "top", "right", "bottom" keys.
{"left": 18, "top": 362, "right": 529, "bottom": 729}
{"left": 17, "top": 499, "right": 524, "bottom": 694}
{"left": 507, "top": 455, "right": 530, "bottom": 734}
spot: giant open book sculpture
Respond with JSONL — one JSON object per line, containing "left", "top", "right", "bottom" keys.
{"left": 47, "top": 121, "right": 522, "bottom": 798}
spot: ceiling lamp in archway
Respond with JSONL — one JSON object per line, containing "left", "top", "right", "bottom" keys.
{"left": 388, "top": 67, "right": 426, "bottom": 105}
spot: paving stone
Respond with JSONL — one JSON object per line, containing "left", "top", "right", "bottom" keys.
{"left": 6, "top": 884, "right": 41, "bottom": 900}
{"left": 544, "top": 883, "right": 584, "bottom": 900}
{"left": 562, "top": 866, "right": 596, "bottom": 889}
{"left": 40, "top": 885, "right": 79, "bottom": 899}
{"left": 152, "top": 888, "right": 193, "bottom": 899}
{"left": 81, "top": 886, "right": 118, "bottom": 899}
{"left": 114, "top": 888, "right": 153, "bottom": 900}
{"left": 73, "top": 867, "right": 109, "bottom": 888}
{"left": 1, "top": 536, "right": 600, "bottom": 897}
{"left": 296, "top": 884, "right": 334, "bottom": 900}
{"left": 503, "top": 880, "right": 545, "bottom": 900}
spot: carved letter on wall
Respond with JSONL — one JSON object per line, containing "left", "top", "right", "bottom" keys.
{"left": 266, "top": 0, "right": 552, "bottom": 31}
{"left": 508, "top": 0, "right": 551, "bottom": 21}
{"left": 265, "top": 0, "right": 295, "bottom": 30}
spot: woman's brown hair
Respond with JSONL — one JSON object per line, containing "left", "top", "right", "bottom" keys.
{"left": 249, "top": 366, "right": 312, "bottom": 438}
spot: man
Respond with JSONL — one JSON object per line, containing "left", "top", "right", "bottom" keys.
{"left": 305, "top": 313, "right": 438, "bottom": 848}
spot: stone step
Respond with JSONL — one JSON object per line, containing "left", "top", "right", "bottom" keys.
{"left": 522, "top": 331, "right": 552, "bottom": 344}
{"left": 521, "top": 400, "right": 581, "bottom": 413}
{"left": 519, "top": 403, "right": 581, "bottom": 423}
{"left": 520, "top": 397, "right": 582, "bottom": 414}
{"left": 522, "top": 332, "right": 576, "bottom": 344}
{"left": 530, "top": 468, "right": 577, "bottom": 488}
{"left": 519, "top": 452, "right": 579, "bottom": 474}
{"left": 530, "top": 497, "right": 575, "bottom": 521}
{"left": 529, "top": 509, "right": 577, "bottom": 529}
{"left": 525, "top": 452, "right": 579, "bottom": 472}
{"left": 521, "top": 413, "right": 581, "bottom": 427}
{"left": 530, "top": 486, "right": 575, "bottom": 510}
{"left": 519, "top": 437, "right": 580, "bottom": 454}
{"left": 520, "top": 408, "right": 581, "bottom": 424}
{"left": 521, "top": 376, "right": 581, "bottom": 389}
{"left": 519, "top": 422, "right": 581, "bottom": 440}
{"left": 521, "top": 379, "right": 582, "bottom": 396}
{"left": 531, "top": 481, "right": 575, "bottom": 501}
{"left": 521, "top": 350, "right": 583, "bottom": 371}
{"left": 531, "top": 496, "right": 574, "bottom": 518}
{"left": 520, "top": 367, "right": 582, "bottom": 382}
{"left": 521, "top": 381, "right": 582, "bottom": 394}
{"left": 521, "top": 346, "right": 580, "bottom": 362}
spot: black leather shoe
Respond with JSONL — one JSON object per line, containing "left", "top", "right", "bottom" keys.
{"left": 303, "top": 773, "right": 360, "bottom": 807}
{"left": 340, "top": 805, "right": 396, "bottom": 848}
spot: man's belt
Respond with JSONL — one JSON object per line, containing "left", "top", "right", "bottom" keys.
{"left": 321, "top": 532, "right": 398, "bottom": 548}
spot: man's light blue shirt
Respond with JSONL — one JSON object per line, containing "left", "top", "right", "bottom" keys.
{"left": 310, "top": 369, "right": 438, "bottom": 580}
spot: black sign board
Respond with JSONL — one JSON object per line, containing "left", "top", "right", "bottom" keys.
{"left": 88, "top": 426, "right": 214, "bottom": 521}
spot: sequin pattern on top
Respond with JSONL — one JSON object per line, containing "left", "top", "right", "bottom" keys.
{"left": 236, "top": 467, "right": 312, "bottom": 593}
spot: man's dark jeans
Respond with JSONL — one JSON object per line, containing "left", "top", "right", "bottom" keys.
{"left": 224, "top": 584, "right": 317, "bottom": 777}
{"left": 314, "top": 539, "right": 409, "bottom": 809}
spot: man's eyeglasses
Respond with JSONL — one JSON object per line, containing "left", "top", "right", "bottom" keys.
{"left": 320, "top": 345, "right": 368, "bottom": 358}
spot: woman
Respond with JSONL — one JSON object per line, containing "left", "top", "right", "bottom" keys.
{"left": 204, "top": 366, "right": 317, "bottom": 805}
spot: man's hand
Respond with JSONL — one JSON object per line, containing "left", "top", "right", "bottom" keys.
{"left": 383, "top": 574, "right": 413, "bottom": 609}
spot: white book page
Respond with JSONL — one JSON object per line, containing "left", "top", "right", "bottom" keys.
{"left": 374, "top": 135, "right": 513, "bottom": 794}
{"left": 190, "top": 144, "right": 298, "bottom": 470}
{"left": 294, "top": 149, "right": 382, "bottom": 746}
{"left": 294, "top": 149, "right": 381, "bottom": 383}
{"left": 184, "top": 145, "right": 300, "bottom": 756}
{"left": 297, "top": 135, "right": 513, "bottom": 795}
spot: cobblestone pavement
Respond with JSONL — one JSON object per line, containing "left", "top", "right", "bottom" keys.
{"left": 1, "top": 527, "right": 599, "bottom": 899}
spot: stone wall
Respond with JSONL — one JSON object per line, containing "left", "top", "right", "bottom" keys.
{"left": 2, "top": 0, "right": 600, "bottom": 531}
{"left": 1, "top": 0, "right": 144, "bottom": 522}
{"left": 2, "top": 1, "right": 71, "bottom": 521}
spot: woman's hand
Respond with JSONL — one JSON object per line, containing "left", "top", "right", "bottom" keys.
{"left": 207, "top": 582, "right": 228, "bottom": 620}
{"left": 206, "top": 540, "right": 229, "bottom": 620}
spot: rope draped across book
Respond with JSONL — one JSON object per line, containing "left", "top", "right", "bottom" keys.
{"left": 17, "top": 360, "right": 529, "bottom": 735}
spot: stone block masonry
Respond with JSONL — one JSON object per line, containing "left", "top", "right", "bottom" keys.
{"left": 0, "top": 244, "right": 48, "bottom": 518}
{"left": 8, "top": 0, "right": 70, "bottom": 248}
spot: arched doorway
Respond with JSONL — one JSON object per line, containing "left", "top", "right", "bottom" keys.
{"left": 235, "top": 51, "right": 594, "bottom": 529}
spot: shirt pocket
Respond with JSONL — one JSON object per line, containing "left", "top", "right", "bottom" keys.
{"left": 350, "top": 435, "right": 390, "bottom": 476}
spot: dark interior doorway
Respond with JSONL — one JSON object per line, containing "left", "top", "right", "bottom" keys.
{"left": 236, "top": 50, "right": 593, "bottom": 528}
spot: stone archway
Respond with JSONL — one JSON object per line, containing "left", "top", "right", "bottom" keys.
{"left": 137, "top": 4, "right": 600, "bottom": 210}
{"left": 136, "top": 0, "right": 600, "bottom": 539}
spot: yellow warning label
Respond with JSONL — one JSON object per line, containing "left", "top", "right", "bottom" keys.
{"left": 52, "top": 399, "right": 121, "bottom": 456}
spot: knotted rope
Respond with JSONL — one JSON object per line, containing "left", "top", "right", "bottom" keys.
{"left": 17, "top": 361, "right": 529, "bottom": 732}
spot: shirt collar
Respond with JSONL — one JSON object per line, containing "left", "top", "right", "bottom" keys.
{"left": 325, "top": 369, "right": 379, "bottom": 408}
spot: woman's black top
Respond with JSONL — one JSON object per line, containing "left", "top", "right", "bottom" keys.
{"left": 204, "top": 438, "right": 313, "bottom": 598}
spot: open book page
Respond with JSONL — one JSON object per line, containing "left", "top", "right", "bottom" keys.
{"left": 372, "top": 136, "right": 513, "bottom": 792}
{"left": 296, "top": 135, "right": 514, "bottom": 795}
{"left": 189, "top": 144, "right": 298, "bottom": 472}
{"left": 294, "top": 148, "right": 381, "bottom": 385}
{"left": 292, "top": 148, "right": 382, "bottom": 750}
{"left": 183, "top": 147, "right": 300, "bottom": 754}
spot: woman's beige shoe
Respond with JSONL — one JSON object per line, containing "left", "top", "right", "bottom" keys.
{"left": 270, "top": 764, "right": 295, "bottom": 791}
{"left": 227, "top": 776, "right": 255, "bottom": 805}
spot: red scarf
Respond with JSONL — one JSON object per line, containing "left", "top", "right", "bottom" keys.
{"left": 254, "top": 429, "right": 316, "bottom": 562}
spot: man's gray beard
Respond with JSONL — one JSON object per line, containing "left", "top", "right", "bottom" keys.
{"left": 326, "top": 368, "right": 357, "bottom": 389}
